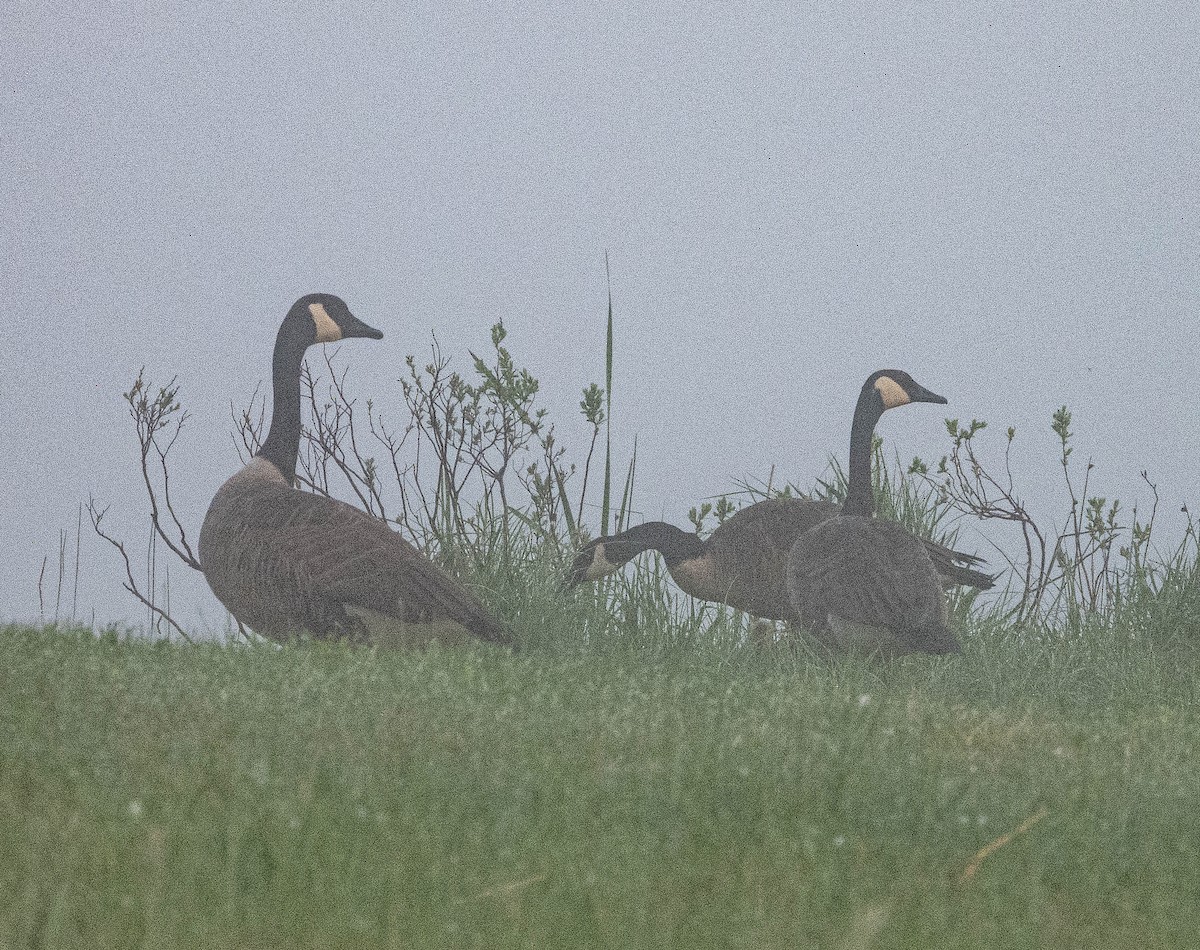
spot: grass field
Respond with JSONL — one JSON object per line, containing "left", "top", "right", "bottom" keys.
{"left": 3, "top": 620, "right": 1197, "bottom": 949}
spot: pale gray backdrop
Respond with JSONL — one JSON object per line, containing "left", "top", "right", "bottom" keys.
{"left": 3, "top": 2, "right": 1197, "bottom": 631}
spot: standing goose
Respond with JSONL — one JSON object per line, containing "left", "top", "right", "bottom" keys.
{"left": 786, "top": 370, "right": 960, "bottom": 656}
{"left": 199, "top": 293, "right": 510, "bottom": 647}
{"left": 563, "top": 502, "right": 991, "bottom": 625}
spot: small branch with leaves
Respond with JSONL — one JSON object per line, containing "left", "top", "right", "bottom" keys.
{"left": 95, "top": 320, "right": 619, "bottom": 636}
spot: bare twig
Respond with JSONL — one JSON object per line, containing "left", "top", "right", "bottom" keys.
{"left": 54, "top": 528, "right": 66, "bottom": 625}
{"left": 72, "top": 502, "right": 83, "bottom": 622}
{"left": 37, "top": 556, "right": 47, "bottom": 623}
{"left": 232, "top": 382, "right": 266, "bottom": 462}
{"left": 124, "top": 371, "right": 202, "bottom": 572}
{"left": 88, "top": 498, "right": 195, "bottom": 644}
{"left": 957, "top": 807, "right": 1049, "bottom": 883}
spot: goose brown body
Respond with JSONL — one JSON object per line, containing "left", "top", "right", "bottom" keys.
{"left": 198, "top": 294, "right": 509, "bottom": 647}
{"left": 787, "top": 516, "right": 958, "bottom": 655}
{"left": 200, "top": 459, "right": 509, "bottom": 645}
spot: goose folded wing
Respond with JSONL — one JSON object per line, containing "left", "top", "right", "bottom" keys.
{"left": 796, "top": 521, "right": 943, "bottom": 631}
{"left": 270, "top": 492, "right": 511, "bottom": 644}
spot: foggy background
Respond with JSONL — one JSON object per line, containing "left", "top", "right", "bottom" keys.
{"left": 3, "top": 2, "right": 1197, "bottom": 632}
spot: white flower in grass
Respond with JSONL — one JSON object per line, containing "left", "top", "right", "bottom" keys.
{"left": 833, "top": 835, "right": 846, "bottom": 847}
{"left": 128, "top": 800, "right": 144, "bottom": 819}
{"left": 250, "top": 759, "right": 270, "bottom": 787}
{"left": 857, "top": 694, "right": 871, "bottom": 707}
{"left": 977, "top": 815, "right": 989, "bottom": 826}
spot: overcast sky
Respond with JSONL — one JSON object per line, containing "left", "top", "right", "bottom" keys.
{"left": 3, "top": 2, "right": 1197, "bottom": 631}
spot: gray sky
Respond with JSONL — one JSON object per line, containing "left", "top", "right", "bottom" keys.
{"left": 4, "top": 2, "right": 1198, "bottom": 630}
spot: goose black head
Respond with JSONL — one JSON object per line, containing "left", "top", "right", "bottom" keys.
{"left": 289, "top": 293, "right": 384, "bottom": 345}
{"left": 863, "top": 370, "right": 947, "bottom": 412}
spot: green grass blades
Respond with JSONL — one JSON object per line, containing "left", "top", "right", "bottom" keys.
{"left": 3, "top": 625, "right": 1198, "bottom": 949}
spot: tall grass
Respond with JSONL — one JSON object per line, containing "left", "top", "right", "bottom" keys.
{"left": 4, "top": 619, "right": 1199, "bottom": 949}
{"left": 600, "top": 251, "right": 616, "bottom": 537}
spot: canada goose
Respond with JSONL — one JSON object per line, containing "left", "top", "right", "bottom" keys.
{"left": 786, "top": 370, "right": 961, "bottom": 657}
{"left": 198, "top": 293, "right": 510, "bottom": 647}
{"left": 563, "top": 501, "right": 991, "bottom": 625}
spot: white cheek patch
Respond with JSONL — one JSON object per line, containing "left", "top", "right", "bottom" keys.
{"left": 874, "top": 376, "right": 911, "bottom": 410}
{"left": 309, "top": 302, "right": 342, "bottom": 343}
{"left": 584, "top": 543, "right": 619, "bottom": 580}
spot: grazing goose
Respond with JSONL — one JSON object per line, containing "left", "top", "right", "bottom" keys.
{"left": 786, "top": 370, "right": 961, "bottom": 657}
{"left": 563, "top": 501, "right": 991, "bottom": 625}
{"left": 199, "top": 293, "right": 510, "bottom": 647}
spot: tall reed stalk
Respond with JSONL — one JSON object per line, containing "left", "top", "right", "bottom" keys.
{"left": 600, "top": 251, "right": 615, "bottom": 536}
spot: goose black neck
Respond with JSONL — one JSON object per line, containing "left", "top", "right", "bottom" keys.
{"left": 256, "top": 319, "right": 310, "bottom": 485}
{"left": 843, "top": 388, "right": 884, "bottom": 518}
{"left": 612, "top": 522, "right": 706, "bottom": 566}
